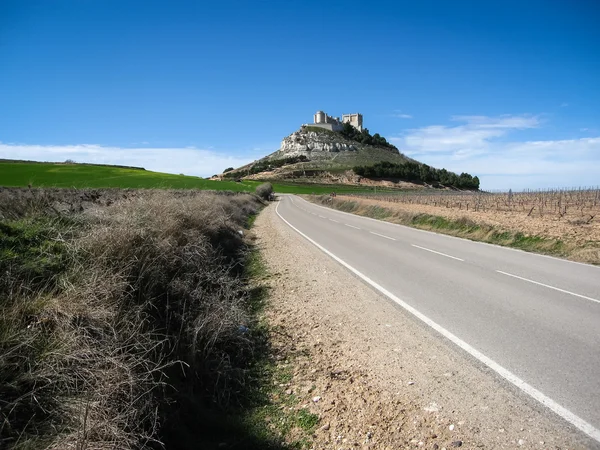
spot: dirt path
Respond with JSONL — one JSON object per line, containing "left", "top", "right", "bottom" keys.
{"left": 253, "top": 201, "right": 590, "bottom": 449}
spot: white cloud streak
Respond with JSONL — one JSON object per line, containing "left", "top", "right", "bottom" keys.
{"left": 391, "top": 115, "right": 600, "bottom": 190}
{"left": 0, "top": 143, "right": 256, "bottom": 177}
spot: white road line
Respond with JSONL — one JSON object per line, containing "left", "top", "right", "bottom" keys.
{"left": 496, "top": 270, "right": 600, "bottom": 304}
{"left": 370, "top": 231, "right": 396, "bottom": 241}
{"left": 318, "top": 215, "right": 326, "bottom": 218}
{"left": 275, "top": 200, "right": 600, "bottom": 444}
{"left": 412, "top": 244, "right": 464, "bottom": 261}
{"left": 344, "top": 224, "right": 361, "bottom": 230}
{"left": 329, "top": 219, "right": 340, "bottom": 223}
{"left": 291, "top": 195, "right": 600, "bottom": 270}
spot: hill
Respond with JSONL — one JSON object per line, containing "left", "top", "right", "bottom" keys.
{"left": 223, "top": 125, "right": 479, "bottom": 190}
{"left": 0, "top": 160, "right": 389, "bottom": 194}
{"left": 0, "top": 160, "right": 257, "bottom": 190}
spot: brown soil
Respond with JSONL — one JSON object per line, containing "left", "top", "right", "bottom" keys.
{"left": 338, "top": 196, "right": 600, "bottom": 246}
{"left": 253, "top": 202, "right": 589, "bottom": 449}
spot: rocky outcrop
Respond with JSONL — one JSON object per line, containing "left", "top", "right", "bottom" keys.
{"left": 226, "top": 127, "right": 408, "bottom": 181}
{"left": 270, "top": 129, "right": 360, "bottom": 160}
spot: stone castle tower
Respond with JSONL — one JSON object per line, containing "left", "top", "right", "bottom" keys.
{"left": 309, "top": 111, "right": 363, "bottom": 132}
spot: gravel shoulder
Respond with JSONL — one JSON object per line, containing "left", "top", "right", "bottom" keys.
{"left": 254, "top": 199, "right": 592, "bottom": 449}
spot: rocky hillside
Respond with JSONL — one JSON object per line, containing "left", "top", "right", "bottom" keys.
{"left": 225, "top": 127, "right": 412, "bottom": 181}
{"left": 223, "top": 126, "right": 479, "bottom": 189}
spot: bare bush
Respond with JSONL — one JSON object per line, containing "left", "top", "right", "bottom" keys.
{"left": 255, "top": 182, "right": 273, "bottom": 200}
{"left": 0, "top": 189, "right": 261, "bottom": 449}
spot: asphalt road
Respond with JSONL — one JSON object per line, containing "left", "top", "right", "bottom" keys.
{"left": 276, "top": 194, "right": 600, "bottom": 445}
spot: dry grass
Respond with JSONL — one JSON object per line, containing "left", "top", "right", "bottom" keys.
{"left": 312, "top": 195, "right": 600, "bottom": 265}
{"left": 0, "top": 188, "right": 263, "bottom": 449}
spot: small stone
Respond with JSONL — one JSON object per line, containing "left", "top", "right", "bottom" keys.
{"left": 518, "top": 439, "right": 525, "bottom": 446}
{"left": 424, "top": 402, "right": 439, "bottom": 412}
{"left": 285, "top": 389, "right": 292, "bottom": 395}
{"left": 312, "top": 396, "right": 321, "bottom": 403}
{"left": 366, "top": 431, "right": 373, "bottom": 439}
{"left": 449, "top": 424, "right": 455, "bottom": 431}
{"left": 433, "top": 445, "right": 439, "bottom": 450}
{"left": 418, "top": 441, "right": 424, "bottom": 446}
{"left": 408, "top": 381, "right": 415, "bottom": 385}
{"left": 451, "top": 441, "right": 463, "bottom": 447}
{"left": 321, "top": 423, "right": 330, "bottom": 431}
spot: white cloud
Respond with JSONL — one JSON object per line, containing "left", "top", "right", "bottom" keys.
{"left": 450, "top": 115, "right": 540, "bottom": 129}
{"left": 0, "top": 143, "right": 256, "bottom": 177}
{"left": 390, "top": 115, "right": 600, "bottom": 190}
{"left": 392, "top": 110, "right": 413, "bottom": 119}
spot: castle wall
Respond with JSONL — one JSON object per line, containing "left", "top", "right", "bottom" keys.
{"left": 313, "top": 111, "right": 362, "bottom": 132}
{"left": 304, "top": 123, "right": 344, "bottom": 132}
{"left": 342, "top": 113, "right": 363, "bottom": 131}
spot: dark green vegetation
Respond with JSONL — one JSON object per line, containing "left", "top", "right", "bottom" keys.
{"left": 354, "top": 161, "right": 480, "bottom": 189}
{"left": 311, "top": 195, "right": 594, "bottom": 262}
{"left": 339, "top": 122, "right": 397, "bottom": 150}
{"left": 0, "top": 187, "right": 307, "bottom": 449}
{"left": 225, "top": 156, "right": 310, "bottom": 177}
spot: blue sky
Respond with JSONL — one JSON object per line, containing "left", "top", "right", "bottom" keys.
{"left": 1, "top": 0, "right": 599, "bottom": 190}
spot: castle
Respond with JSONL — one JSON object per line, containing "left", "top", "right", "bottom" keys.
{"left": 304, "top": 110, "right": 363, "bottom": 132}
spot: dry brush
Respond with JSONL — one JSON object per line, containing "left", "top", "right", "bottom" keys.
{"left": 0, "top": 188, "right": 263, "bottom": 449}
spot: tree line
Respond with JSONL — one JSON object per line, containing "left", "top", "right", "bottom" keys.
{"left": 224, "top": 155, "right": 310, "bottom": 177}
{"left": 353, "top": 161, "right": 480, "bottom": 189}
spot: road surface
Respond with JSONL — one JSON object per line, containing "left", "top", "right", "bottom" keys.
{"left": 276, "top": 194, "right": 600, "bottom": 445}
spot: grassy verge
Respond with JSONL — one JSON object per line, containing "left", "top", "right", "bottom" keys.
{"left": 309, "top": 195, "right": 600, "bottom": 264}
{"left": 0, "top": 187, "right": 311, "bottom": 449}
{"left": 233, "top": 248, "right": 319, "bottom": 449}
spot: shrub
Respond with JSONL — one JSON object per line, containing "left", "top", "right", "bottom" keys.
{"left": 255, "top": 182, "right": 274, "bottom": 200}
{"left": 0, "top": 188, "right": 262, "bottom": 449}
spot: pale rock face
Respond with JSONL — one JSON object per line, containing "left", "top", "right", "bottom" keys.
{"left": 277, "top": 130, "right": 356, "bottom": 158}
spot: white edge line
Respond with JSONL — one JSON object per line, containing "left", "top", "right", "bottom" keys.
{"left": 329, "top": 219, "right": 340, "bottom": 223}
{"left": 291, "top": 195, "right": 600, "bottom": 270}
{"left": 412, "top": 244, "right": 464, "bottom": 261}
{"left": 275, "top": 199, "right": 600, "bottom": 444}
{"left": 344, "top": 223, "right": 361, "bottom": 230}
{"left": 496, "top": 270, "right": 600, "bottom": 304}
{"left": 370, "top": 231, "right": 396, "bottom": 241}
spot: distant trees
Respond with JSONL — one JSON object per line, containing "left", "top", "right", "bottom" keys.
{"left": 223, "top": 167, "right": 234, "bottom": 173}
{"left": 353, "top": 161, "right": 480, "bottom": 189}
{"left": 339, "top": 123, "right": 397, "bottom": 150}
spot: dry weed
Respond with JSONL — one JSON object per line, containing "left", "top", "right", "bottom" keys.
{"left": 0, "top": 188, "right": 262, "bottom": 449}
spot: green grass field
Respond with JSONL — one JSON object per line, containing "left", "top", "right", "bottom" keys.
{"left": 0, "top": 161, "right": 380, "bottom": 194}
